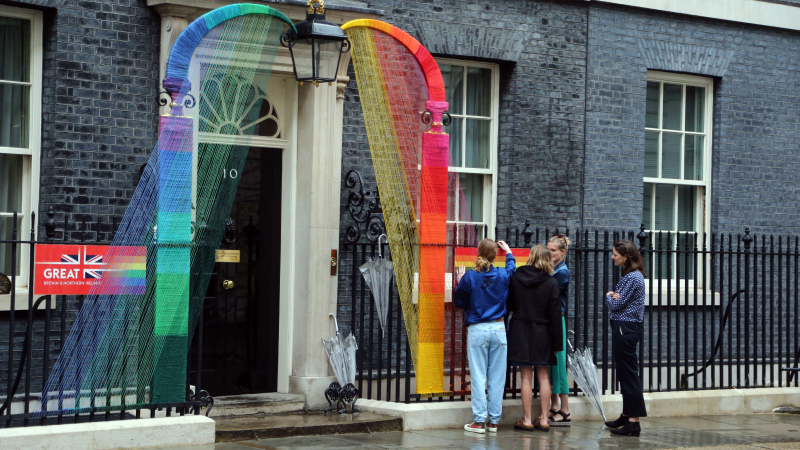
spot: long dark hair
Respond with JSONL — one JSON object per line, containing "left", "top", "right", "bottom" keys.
{"left": 614, "top": 240, "right": 646, "bottom": 277}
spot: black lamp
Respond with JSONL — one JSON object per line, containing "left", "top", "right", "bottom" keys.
{"left": 281, "top": 0, "right": 350, "bottom": 86}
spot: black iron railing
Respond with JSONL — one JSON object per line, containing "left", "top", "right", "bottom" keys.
{"left": 0, "top": 210, "right": 208, "bottom": 428}
{"left": 340, "top": 222, "right": 800, "bottom": 403}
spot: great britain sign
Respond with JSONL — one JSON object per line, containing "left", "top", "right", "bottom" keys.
{"left": 34, "top": 245, "right": 146, "bottom": 295}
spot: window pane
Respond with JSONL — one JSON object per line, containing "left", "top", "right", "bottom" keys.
{"left": 447, "top": 173, "right": 457, "bottom": 221}
{"left": 466, "top": 67, "right": 492, "bottom": 117}
{"left": 661, "top": 132, "right": 681, "bottom": 179}
{"left": 677, "top": 186, "right": 695, "bottom": 232}
{"left": 644, "top": 131, "right": 658, "bottom": 177}
{"left": 654, "top": 184, "right": 675, "bottom": 231}
{"left": 0, "top": 154, "right": 23, "bottom": 212}
{"left": 0, "top": 215, "right": 22, "bottom": 276}
{"left": 685, "top": 86, "right": 705, "bottom": 132}
{"left": 684, "top": 135, "right": 704, "bottom": 181}
{"left": 662, "top": 84, "right": 682, "bottom": 130}
{"left": 444, "top": 116, "right": 463, "bottom": 167}
{"left": 0, "top": 83, "right": 29, "bottom": 148}
{"left": 645, "top": 81, "right": 660, "bottom": 128}
{"left": 441, "top": 63, "right": 463, "bottom": 115}
{"left": 643, "top": 183, "right": 652, "bottom": 230}
{"left": 459, "top": 173, "right": 484, "bottom": 223}
{"left": 0, "top": 17, "right": 30, "bottom": 83}
{"left": 464, "top": 118, "right": 490, "bottom": 169}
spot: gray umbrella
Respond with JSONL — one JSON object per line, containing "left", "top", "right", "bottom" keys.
{"left": 322, "top": 313, "right": 358, "bottom": 386}
{"left": 359, "top": 235, "right": 394, "bottom": 338}
{"left": 566, "top": 333, "right": 607, "bottom": 422}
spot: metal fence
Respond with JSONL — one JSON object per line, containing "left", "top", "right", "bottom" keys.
{"left": 341, "top": 222, "right": 800, "bottom": 403}
{"left": 0, "top": 211, "right": 208, "bottom": 428}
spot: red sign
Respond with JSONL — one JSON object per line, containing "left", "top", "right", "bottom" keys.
{"left": 34, "top": 244, "right": 145, "bottom": 295}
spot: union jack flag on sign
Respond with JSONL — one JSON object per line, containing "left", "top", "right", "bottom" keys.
{"left": 58, "top": 249, "right": 107, "bottom": 279}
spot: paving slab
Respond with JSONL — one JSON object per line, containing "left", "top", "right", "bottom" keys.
{"left": 147, "top": 413, "right": 800, "bottom": 450}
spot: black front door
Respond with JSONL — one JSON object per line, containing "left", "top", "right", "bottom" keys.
{"left": 191, "top": 147, "right": 282, "bottom": 395}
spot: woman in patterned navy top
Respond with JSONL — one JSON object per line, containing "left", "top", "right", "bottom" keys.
{"left": 604, "top": 240, "right": 647, "bottom": 437}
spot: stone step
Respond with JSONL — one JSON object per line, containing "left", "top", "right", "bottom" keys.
{"left": 208, "top": 393, "right": 306, "bottom": 418}
{"left": 214, "top": 411, "right": 403, "bottom": 442}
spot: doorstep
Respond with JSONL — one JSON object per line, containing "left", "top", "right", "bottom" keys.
{"left": 214, "top": 411, "right": 403, "bottom": 442}
{"left": 210, "top": 393, "right": 306, "bottom": 418}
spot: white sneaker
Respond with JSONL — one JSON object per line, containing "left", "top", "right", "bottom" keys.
{"left": 486, "top": 423, "right": 498, "bottom": 433}
{"left": 464, "top": 422, "right": 486, "bottom": 434}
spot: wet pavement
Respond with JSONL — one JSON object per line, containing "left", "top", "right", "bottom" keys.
{"left": 154, "top": 413, "right": 800, "bottom": 449}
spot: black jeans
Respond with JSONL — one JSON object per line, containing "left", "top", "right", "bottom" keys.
{"left": 611, "top": 320, "right": 647, "bottom": 417}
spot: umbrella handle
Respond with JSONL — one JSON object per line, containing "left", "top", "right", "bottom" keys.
{"left": 329, "top": 313, "right": 340, "bottom": 336}
{"left": 567, "top": 330, "right": 575, "bottom": 353}
{"left": 377, "top": 234, "right": 388, "bottom": 258}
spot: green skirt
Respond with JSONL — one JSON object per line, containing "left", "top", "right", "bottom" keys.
{"left": 549, "top": 316, "right": 569, "bottom": 395}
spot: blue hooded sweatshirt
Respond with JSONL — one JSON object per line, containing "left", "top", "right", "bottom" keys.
{"left": 454, "top": 253, "right": 516, "bottom": 325}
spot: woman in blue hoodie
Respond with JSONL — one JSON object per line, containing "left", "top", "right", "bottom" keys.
{"left": 455, "top": 238, "right": 516, "bottom": 434}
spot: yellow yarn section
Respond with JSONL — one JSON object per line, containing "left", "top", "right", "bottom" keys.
{"left": 349, "top": 26, "right": 420, "bottom": 374}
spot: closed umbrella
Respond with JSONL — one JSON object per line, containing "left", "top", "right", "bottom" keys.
{"left": 359, "top": 235, "right": 394, "bottom": 337}
{"left": 322, "top": 314, "right": 359, "bottom": 413}
{"left": 566, "top": 334, "right": 607, "bottom": 422}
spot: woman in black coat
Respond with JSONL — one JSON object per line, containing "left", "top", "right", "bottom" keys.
{"left": 507, "top": 244, "right": 563, "bottom": 432}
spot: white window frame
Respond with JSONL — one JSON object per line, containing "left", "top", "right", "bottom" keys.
{"left": 436, "top": 57, "right": 499, "bottom": 239}
{"left": 0, "top": 5, "right": 43, "bottom": 290}
{"left": 643, "top": 71, "right": 713, "bottom": 294}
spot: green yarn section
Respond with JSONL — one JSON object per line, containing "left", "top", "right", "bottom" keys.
{"left": 204, "top": 3, "right": 295, "bottom": 34}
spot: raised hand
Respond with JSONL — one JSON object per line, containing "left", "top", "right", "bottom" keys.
{"left": 497, "top": 240, "right": 511, "bottom": 253}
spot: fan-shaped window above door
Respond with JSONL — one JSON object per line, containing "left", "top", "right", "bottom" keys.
{"left": 198, "top": 73, "right": 282, "bottom": 139}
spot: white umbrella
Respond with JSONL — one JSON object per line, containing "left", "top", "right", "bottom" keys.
{"left": 359, "top": 235, "right": 394, "bottom": 338}
{"left": 567, "top": 335, "right": 607, "bottom": 422}
{"left": 321, "top": 313, "right": 358, "bottom": 386}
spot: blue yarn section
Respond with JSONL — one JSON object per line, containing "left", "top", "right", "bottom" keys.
{"left": 165, "top": 20, "right": 209, "bottom": 81}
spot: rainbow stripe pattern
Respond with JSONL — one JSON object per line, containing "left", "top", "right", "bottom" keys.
{"left": 343, "top": 20, "right": 449, "bottom": 394}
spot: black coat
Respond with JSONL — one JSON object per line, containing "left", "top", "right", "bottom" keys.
{"left": 506, "top": 266, "right": 563, "bottom": 366}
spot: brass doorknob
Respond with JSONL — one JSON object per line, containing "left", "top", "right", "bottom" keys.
{"left": 222, "top": 280, "right": 234, "bottom": 289}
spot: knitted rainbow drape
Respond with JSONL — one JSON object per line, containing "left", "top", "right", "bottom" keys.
{"left": 37, "top": 4, "right": 294, "bottom": 416}
{"left": 342, "top": 20, "right": 449, "bottom": 394}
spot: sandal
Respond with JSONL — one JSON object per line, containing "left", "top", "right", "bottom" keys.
{"left": 549, "top": 410, "right": 571, "bottom": 427}
{"left": 533, "top": 417, "right": 550, "bottom": 432}
{"left": 514, "top": 419, "right": 534, "bottom": 431}
{"left": 547, "top": 408, "right": 558, "bottom": 420}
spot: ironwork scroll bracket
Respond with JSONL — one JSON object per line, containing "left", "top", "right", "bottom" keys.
{"left": 345, "top": 170, "right": 385, "bottom": 243}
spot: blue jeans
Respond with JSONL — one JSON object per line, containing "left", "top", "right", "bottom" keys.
{"left": 467, "top": 321, "right": 508, "bottom": 424}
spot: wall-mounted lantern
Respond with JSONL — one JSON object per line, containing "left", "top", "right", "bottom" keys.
{"left": 281, "top": 0, "right": 350, "bottom": 86}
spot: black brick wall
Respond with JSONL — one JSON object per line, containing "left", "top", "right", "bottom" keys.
{"left": 39, "top": 0, "right": 160, "bottom": 236}
{"left": 0, "top": 0, "right": 159, "bottom": 398}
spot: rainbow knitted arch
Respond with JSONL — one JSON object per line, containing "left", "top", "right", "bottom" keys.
{"left": 39, "top": 4, "right": 295, "bottom": 415}
{"left": 343, "top": 19, "right": 449, "bottom": 394}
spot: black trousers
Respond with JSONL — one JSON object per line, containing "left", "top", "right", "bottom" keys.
{"left": 611, "top": 320, "right": 647, "bottom": 417}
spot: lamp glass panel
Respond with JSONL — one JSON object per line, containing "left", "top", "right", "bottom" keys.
{"left": 315, "top": 39, "right": 343, "bottom": 81}
{"left": 291, "top": 38, "right": 314, "bottom": 80}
